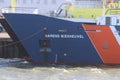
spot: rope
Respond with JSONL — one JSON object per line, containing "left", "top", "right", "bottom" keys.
{"left": 0, "top": 14, "right": 50, "bottom": 48}
{"left": 0, "top": 28, "right": 45, "bottom": 48}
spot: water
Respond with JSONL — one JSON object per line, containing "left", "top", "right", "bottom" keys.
{"left": 0, "top": 58, "right": 120, "bottom": 80}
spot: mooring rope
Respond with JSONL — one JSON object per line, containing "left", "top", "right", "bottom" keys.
{"left": 0, "top": 28, "right": 45, "bottom": 48}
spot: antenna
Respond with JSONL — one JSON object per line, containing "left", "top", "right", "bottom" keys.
{"left": 11, "top": 0, "right": 16, "bottom": 12}
{"left": 102, "top": 0, "right": 106, "bottom": 15}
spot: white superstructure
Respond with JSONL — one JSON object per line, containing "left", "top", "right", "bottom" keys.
{"left": 0, "top": 0, "right": 104, "bottom": 10}
{"left": 0, "top": 0, "right": 68, "bottom": 11}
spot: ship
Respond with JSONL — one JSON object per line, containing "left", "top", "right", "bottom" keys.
{"left": 1, "top": 0, "right": 120, "bottom": 65}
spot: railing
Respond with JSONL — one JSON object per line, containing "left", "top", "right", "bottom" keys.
{"left": 73, "top": 0, "right": 102, "bottom": 8}
{"left": 1, "top": 7, "right": 51, "bottom": 16}
{"left": 2, "top": 7, "right": 39, "bottom": 14}
{"left": 105, "top": 8, "right": 120, "bottom": 15}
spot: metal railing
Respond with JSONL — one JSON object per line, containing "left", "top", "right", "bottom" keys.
{"left": 2, "top": 7, "right": 39, "bottom": 14}
{"left": 1, "top": 7, "right": 52, "bottom": 16}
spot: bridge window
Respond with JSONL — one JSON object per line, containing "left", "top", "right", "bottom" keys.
{"left": 106, "top": 17, "right": 111, "bottom": 25}
{"left": 117, "top": 19, "right": 119, "bottom": 24}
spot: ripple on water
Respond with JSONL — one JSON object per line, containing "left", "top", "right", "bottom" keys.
{"left": 0, "top": 59, "right": 120, "bottom": 80}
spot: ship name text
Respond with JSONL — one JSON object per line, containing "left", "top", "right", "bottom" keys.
{"left": 45, "top": 34, "right": 84, "bottom": 39}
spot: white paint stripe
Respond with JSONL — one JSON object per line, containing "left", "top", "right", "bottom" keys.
{"left": 82, "top": 24, "right": 104, "bottom": 63}
{"left": 110, "top": 26, "right": 120, "bottom": 45}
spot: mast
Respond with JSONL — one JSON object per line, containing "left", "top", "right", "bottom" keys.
{"left": 11, "top": 0, "right": 16, "bottom": 12}
{"left": 102, "top": 0, "right": 106, "bottom": 15}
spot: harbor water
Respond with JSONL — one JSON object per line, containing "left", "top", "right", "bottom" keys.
{"left": 0, "top": 58, "right": 120, "bottom": 80}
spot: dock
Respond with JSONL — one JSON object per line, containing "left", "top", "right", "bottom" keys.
{"left": 0, "top": 15, "right": 26, "bottom": 58}
{"left": 0, "top": 32, "right": 21, "bottom": 58}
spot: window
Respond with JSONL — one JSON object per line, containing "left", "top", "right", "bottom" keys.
{"left": 106, "top": 17, "right": 111, "bottom": 25}
{"left": 117, "top": 19, "right": 119, "bottom": 24}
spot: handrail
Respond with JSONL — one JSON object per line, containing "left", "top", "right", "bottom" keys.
{"left": 105, "top": 8, "right": 120, "bottom": 15}
{"left": 1, "top": 7, "right": 39, "bottom": 14}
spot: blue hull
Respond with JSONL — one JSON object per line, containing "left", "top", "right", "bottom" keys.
{"left": 2, "top": 13, "right": 103, "bottom": 64}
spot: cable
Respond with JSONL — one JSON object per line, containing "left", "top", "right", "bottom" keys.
{"left": 0, "top": 13, "right": 50, "bottom": 48}
{"left": 0, "top": 28, "right": 45, "bottom": 48}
